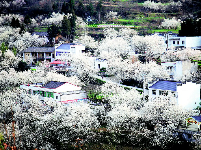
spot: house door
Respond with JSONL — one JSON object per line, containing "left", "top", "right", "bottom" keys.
{"left": 98, "top": 64, "right": 100, "bottom": 69}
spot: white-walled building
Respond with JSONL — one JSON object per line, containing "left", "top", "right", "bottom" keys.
{"left": 88, "top": 57, "right": 108, "bottom": 70}
{"left": 154, "top": 32, "right": 201, "bottom": 50}
{"left": 149, "top": 80, "right": 200, "bottom": 110}
{"left": 167, "top": 36, "right": 201, "bottom": 50}
{"left": 54, "top": 43, "right": 85, "bottom": 61}
{"left": 20, "top": 81, "right": 87, "bottom": 104}
{"left": 22, "top": 43, "right": 86, "bottom": 64}
{"left": 161, "top": 60, "right": 197, "bottom": 80}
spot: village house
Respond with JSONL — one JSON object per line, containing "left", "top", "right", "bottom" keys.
{"left": 54, "top": 43, "right": 85, "bottom": 61}
{"left": 20, "top": 81, "right": 87, "bottom": 104}
{"left": 149, "top": 80, "right": 200, "bottom": 110}
{"left": 22, "top": 47, "right": 55, "bottom": 65}
{"left": 22, "top": 43, "right": 86, "bottom": 65}
{"left": 161, "top": 60, "right": 198, "bottom": 80}
{"left": 154, "top": 32, "right": 201, "bottom": 50}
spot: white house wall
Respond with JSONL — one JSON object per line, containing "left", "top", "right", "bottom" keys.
{"left": 60, "top": 92, "right": 87, "bottom": 103}
{"left": 177, "top": 82, "right": 200, "bottom": 110}
{"left": 168, "top": 37, "right": 186, "bottom": 49}
{"left": 185, "top": 37, "right": 201, "bottom": 48}
{"left": 95, "top": 60, "right": 108, "bottom": 70}
{"left": 167, "top": 36, "right": 201, "bottom": 49}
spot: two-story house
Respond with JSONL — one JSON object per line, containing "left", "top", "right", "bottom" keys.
{"left": 54, "top": 43, "right": 85, "bottom": 61}
{"left": 149, "top": 80, "right": 200, "bottom": 110}
{"left": 22, "top": 47, "right": 55, "bottom": 65}
{"left": 161, "top": 60, "right": 198, "bottom": 80}
{"left": 22, "top": 43, "right": 86, "bottom": 65}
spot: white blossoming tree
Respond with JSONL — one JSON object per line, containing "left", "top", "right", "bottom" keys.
{"left": 161, "top": 17, "right": 181, "bottom": 29}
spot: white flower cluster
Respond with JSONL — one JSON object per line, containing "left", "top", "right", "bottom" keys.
{"left": 0, "top": 1, "right": 10, "bottom": 8}
{"left": 105, "top": 11, "right": 118, "bottom": 20}
{"left": 41, "top": 12, "right": 71, "bottom": 26}
{"left": 161, "top": 17, "right": 181, "bottom": 29}
{"left": 0, "top": 14, "right": 24, "bottom": 26}
{"left": 161, "top": 48, "right": 201, "bottom": 62}
{"left": 143, "top": 1, "right": 182, "bottom": 12}
{"left": 12, "top": 0, "right": 26, "bottom": 6}
{"left": 0, "top": 26, "right": 47, "bottom": 52}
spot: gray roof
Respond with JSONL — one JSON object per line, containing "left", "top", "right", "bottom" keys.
{"left": 23, "top": 47, "right": 55, "bottom": 53}
{"left": 149, "top": 81, "right": 181, "bottom": 91}
{"left": 42, "top": 81, "right": 66, "bottom": 89}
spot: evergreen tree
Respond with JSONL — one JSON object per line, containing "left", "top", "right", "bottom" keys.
{"left": 47, "top": 24, "right": 61, "bottom": 46}
{"left": 76, "top": 0, "right": 85, "bottom": 18}
{"left": 69, "top": 0, "right": 75, "bottom": 13}
{"left": 179, "top": 19, "right": 201, "bottom": 36}
{"left": 96, "top": 0, "right": 103, "bottom": 22}
{"left": 11, "top": 17, "right": 21, "bottom": 28}
{"left": 70, "top": 11, "right": 76, "bottom": 43}
{"left": 52, "top": 3, "right": 59, "bottom": 12}
{"left": 62, "top": 15, "right": 71, "bottom": 41}
{"left": 86, "top": 2, "right": 94, "bottom": 17}
{"left": 61, "top": 2, "right": 71, "bottom": 14}
{"left": 24, "top": 15, "right": 31, "bottom": 25}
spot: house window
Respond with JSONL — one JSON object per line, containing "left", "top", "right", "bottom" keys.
{"left": 56, "top": 96, "right": 58, "bottom": 99}
{"left": 167, "top": 66, "right": 173, "bottom": 71}
{"left": 177, "top": 41, "right": 179, "bottom": 45}
{"left": 182, "top": 41, "right": 184, "bottom": 44}
{"left": 173, "top": 41, "right": 175, "bottom": 44}
{"left": 42, "top": 91, "right": 45, "bottom": 97}
{"left": 159, "top": 90, "right": 168, "bottom": 96}
{"left": 152, "top": 90, "right": 156, "bottom": 95}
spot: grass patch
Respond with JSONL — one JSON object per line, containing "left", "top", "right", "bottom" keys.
{"left": 151, "top": 29, "right": 179, "bottom": 34}
{"left": 34, "top": 27, "right": 48, "bottom": 32}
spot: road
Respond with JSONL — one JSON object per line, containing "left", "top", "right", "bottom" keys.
{"left": 92, "top": 74, "right": 149, "bottom": 95}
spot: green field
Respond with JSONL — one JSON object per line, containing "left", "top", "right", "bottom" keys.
{"left": 34, "top": 27, "right": 48, "bottom": 32}
{"left": 151, "top": 29, "right": 180, "bottom": 34}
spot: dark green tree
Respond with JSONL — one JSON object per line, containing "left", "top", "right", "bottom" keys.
{"left": 76, "top": 0, "right": 85, "bottom": 18}
{"left": 62, "top": 15, "right": 71, "bottom": 41}
{"left": 15, "top": 61, "right": 30, "bottom": 72}
{"left": 86, "top": 3, "right": 94, "bottom": 17}
{"left": 179, "top": 18, "right": 201, "bottom": 36}
{"left": 69, "top": 11, "right": 76, "bottom": 42}
{"left": 47, "top": 24, "right": 61, "bottom": 46}
{"left": 52, "top": 2, "right": 59, "bottom": 12}
{"left": 61, "top": 2, "right": 71, "bottom": 14}
{"left": 24, "top": 15, "right": 31, "bottom": 25}
{"left": 69, "top": 0, "right": 75, "bottom": 13}
{"left": 96, "top": 0, "right": 103, "bottom": 22}
{"left": 11, "top": 17, "right": 21, "bottom": 28}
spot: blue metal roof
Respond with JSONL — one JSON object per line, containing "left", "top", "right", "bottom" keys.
{"left": 56, "top": 44, "right": 71, "bottom": 50}
{"left": 149, "top": 81, "right": 181, "bottom": 91}
{"left": 192, "top": 116, "right": 201, "bottom": 122}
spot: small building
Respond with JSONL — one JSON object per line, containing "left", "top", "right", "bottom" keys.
{"left": 165, "top": 35, "right": 201, "bottom": 50}
{"left": 161, "top": 60, "right": 197, "bottom": 80}
{"left": 88, "top": 57, "right": 108, "bottom": 70}
{"left": 149, "top": 80, "right": 200, "bottom": 110}
{"left": 22, "top": 43, "right": 86, "bottom": 65}
{"left": 20, "top": 81, "right": 87, "bottom": 104}
{"left": 54, "top": 43, "right": 85, "bottom": 61}
{"left": 22, "top": 47, "right": 55, "bottom": 65}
